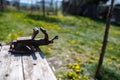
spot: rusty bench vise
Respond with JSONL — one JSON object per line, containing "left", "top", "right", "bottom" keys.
{"left": 9, "top": 27, "right": 58, "bottom": 53}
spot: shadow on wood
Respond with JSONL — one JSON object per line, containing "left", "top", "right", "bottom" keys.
{"left": 9, "top": 48, "right": 45, "bottom": 60}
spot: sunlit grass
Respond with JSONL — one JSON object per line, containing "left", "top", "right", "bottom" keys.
{"left": 0, "top": 10, "right": 120, "bottom": 80}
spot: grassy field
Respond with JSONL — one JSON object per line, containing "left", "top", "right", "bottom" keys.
{"left": 0, "top": 10, "right": 120, "bottom": 80}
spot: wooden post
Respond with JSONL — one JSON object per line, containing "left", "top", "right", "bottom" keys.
{"left": 95, "top": 0, "right": 115, "bottom": 78}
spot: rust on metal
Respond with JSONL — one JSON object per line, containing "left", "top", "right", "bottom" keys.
{"left": 9, "top": 27, "right": 58, "bottom": 53}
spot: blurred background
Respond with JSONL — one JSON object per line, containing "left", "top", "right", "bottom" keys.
{"left": 0, "top": 0, "right": 120, "bottom": 23}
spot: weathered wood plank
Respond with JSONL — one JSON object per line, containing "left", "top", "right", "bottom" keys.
{"left": 22, "top": 49, "right": 57, "bottom": 80}
{"left": 0, "top": 45, "right": 57, "bottom": 80}
{"left": 0, "top": 46, "right": 24, "bottom": 80}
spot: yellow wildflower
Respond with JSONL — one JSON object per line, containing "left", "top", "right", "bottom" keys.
{"left": 74, "top": 63, "right": 80, "bottom": 69}
{"left": 13, "top": 33, "right": 18, "bottom": 39}
{"left": 73, "top": 77, "right": 76, "bottom": 80}
{"left": 72, "top": 65, "right": 75, "bottom": 69}
{"left": 68, "top": 71, "right": 77, "bottom": 79}
{"left": 98, "top": 48, "right": 101, "bottom": 50}
{"left": 94, "top": 57, "right": 99, "bottom": 60}
{"left": 18, "top": 31, "right": 23, "bottom": 35}
{"left": 77, "top": 50, "right": 82, "bottom": 54}
{"left": 8, "top": 33, "right": 18, "bottom": 40}
{"left": 76, "top": 31, "right": 80, "bottom": 35}
{"left": 83, "top": 75, "right": 88, "bottom": 79}
{"left": 111, "top": 56, "right": 117, "bottom": 60}
{"left": 78, "top": 76, "right": 81, "bottom": 79}
{"left": 71, "top": 40, "right": 76, "bottom": 44}
{"left": 109, "top": 46, "right": 113, "bottom": 50}
{"left": 75, "top": 57, "right": 81, "bottom": 62}
{"left": 75, "top": 69, "right": 81, "bottom": 73}
{"left": 8, "top": 33, "right": 12, "bottom": 37}
{"left": 47, "top": 48, "right": 51, "bottom": 51}
{"left": 88, "top": 59, "right": 94, "bottom": 63}
{"left": 107, "top": 58, "right": 112, "bottom": 62}
{"left": 67, "top": 63, "right": 72, "bottom": 68}
{"left": 68, "top": 72, "right": 72, "bottom": 77}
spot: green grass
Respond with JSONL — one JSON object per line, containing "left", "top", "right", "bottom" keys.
{"left": 0, "top": 10, "right": 120, "bottom": 80}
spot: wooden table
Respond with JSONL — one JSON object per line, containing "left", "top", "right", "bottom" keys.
{"left": 0, "top": 45, "right": 57, "bottom": 80}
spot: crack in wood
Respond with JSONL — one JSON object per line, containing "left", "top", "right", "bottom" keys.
{"left": 21, "top": 56, "right": 25, "bottom": 80}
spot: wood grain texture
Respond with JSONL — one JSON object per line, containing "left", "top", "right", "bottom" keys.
{"left": 22, "top": 49, "right": 57, "bottom": 80}
{"left": 0, "top": 46, "right": 56, "bottom": 80}
{"left": 0, "top": 46, "right": 24, "bottom": 80}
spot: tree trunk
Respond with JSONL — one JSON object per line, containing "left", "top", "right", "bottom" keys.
{"left": 30, "top": 0, "right": 33, "bottom": 13}
{"left": 55, "top": 1, "right": 58, "bottom": 15}
{"left": 0, "top": 0, "right": 5, "bottom": 11}
{"left": 15, "top": 0, "right": 20, "bottom": 10}
{"left": 42, "top": 0, "right": 45, "bottom": 17}
{"left": 95, "top": 0, "right": 115, "bottom": 78}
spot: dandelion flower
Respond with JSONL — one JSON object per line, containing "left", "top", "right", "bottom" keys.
{"left": 77, "top": 50, "right": 82, "bottom": 54}
{"left": 75, "top": 57, "right": 81, "bottom": 62}
{"left": 87, "top": 59, "right": 94, "bottom": 63}
{"left": 71, "top": 40, "right": 76, "bottom": 44}
{"left": 67, "top": 63, "right": 72, "bottom": 68}
{"left": 83, "top": 75, "right": 88, "bottom": 79}
{"left": 47, "top": 48, "right": 51, "bottom": 51}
